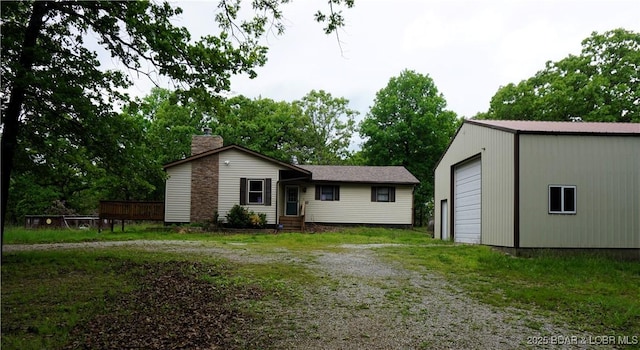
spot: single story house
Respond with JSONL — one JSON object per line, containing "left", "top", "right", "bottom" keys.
{"left": 163, "top": 131, "right": 420, "bottom": 229}
{"left": 434, "top": 119, "right": 639, "bottom": 258}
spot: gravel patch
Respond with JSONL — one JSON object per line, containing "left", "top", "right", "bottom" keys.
{"left": 5, "top": 240, "right": 605, "bottom": 349}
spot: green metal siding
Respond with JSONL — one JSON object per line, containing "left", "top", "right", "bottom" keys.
{"left": 519, "top": 135, "right": 640, "bottom": 248}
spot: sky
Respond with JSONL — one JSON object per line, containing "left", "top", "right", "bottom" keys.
{"left": 125, "top": 0, "right": 640, "bottom": 130}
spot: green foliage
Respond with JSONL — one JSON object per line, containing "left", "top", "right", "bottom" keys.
{"left": 1, "top": 0, "right": 355, "bottom": 229}
{"left": 294, "top": 90, "right": 358, "bottom": 164}
{"left": 360, "top": 69, "right": 461, "bottom": 206}
{"left": 212, "top": 91, "right": 358, "bottom": 165}
{"left": 225, "top": 204, "right": 267, "bottom": 228}
{"left": 478, "top": 28, "right": 640, "bottom": 122}
{"left": 0, "top": 0, "right": 353, "bottom": 232}
{"left": 213, "top": 95, "right": 311, "bottom": 163}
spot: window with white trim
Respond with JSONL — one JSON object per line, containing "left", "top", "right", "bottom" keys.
{"left": 240, "top": 178, "right": 272, "bottom": 206}
{"left": 248, "top": 179, "right": 264, "bottom": 204}
{"left": 548, "top": 185, "right": 576, "bottom": 214}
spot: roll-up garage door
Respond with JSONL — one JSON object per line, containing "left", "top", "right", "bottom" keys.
{"left": 454, "top": 158, "right": 481, "bottom": 244}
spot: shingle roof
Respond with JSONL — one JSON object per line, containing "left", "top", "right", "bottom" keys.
{"left": 163, "top": 144, "right": 311, "bottom": 173}
{"left": 297, "top": 165, "right": 420, "bottom": 184}
{"left": 468, "top": 119, "right": 640, "bottom": 134}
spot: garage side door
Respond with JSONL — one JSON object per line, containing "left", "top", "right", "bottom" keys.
{"left": 454, "top": 158, "right": 481, "bottom": 244}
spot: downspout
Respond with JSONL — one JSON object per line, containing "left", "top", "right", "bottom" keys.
{"left": 514, "top": 132, "right": 520, "bottom": 249}
{"left": 275, "top": 180, "right": 279, "bottom": 227}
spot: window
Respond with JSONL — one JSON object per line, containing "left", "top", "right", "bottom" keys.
{"left": 371, "top": 186, "right": 396, "bottom": 202}
{"left": 248, "top": 179, "right": 264, "bottom": 204}
{"left": 548, "top": 185, "right": 576, "bottom": 214}
{"left": 239, "top": 178, "right": 272, "bottom": 206}
{"left": 315, "top": 185, "right": 340, "bottom": 201}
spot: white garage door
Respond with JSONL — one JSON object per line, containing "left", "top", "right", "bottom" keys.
{"left": 454, "top": 158, "right": 481, "bottom": 244}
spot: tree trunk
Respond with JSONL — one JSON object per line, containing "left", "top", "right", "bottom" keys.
{"left": 1, "top": 2, "right": 48, "bottom": 252}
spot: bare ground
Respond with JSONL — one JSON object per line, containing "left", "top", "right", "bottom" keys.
{"left": 4, "top": 241, "right": 604, "bottom": 349}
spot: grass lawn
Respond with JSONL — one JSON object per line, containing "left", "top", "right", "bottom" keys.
{"left": 2, "top": 226, "right": 639, "bottom": 349}
{"left": 379, "top": 244, "right": 640, "bottom": 336}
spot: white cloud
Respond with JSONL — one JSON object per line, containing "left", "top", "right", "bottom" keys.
{"left": 121, "top": 0, "right": 640, "bottom": 124}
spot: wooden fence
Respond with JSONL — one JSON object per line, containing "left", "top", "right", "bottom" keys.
{"left": 99, "top": 201, "right": 164, "bottom": 231}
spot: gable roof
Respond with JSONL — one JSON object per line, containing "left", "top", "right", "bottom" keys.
{"left": 468, "top": 119, "right": 640, "bottom": 135}
{"left": 297, "top": 165, "right": 420, "bottom": 185}
{"left": 164, "top": 145, "right": 419, "bottom": 185}
{"left": 163, "top": 144, "right": 311, "bottom": 174}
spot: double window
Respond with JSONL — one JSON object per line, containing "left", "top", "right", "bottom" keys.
{"left": 548, "top": 185, "right": 576, "bottom": 214}
{"left": 240, "top": 178, "right": 272, "bottom": 206}
{"left": 371, "top": 186, "right": 396, "bottom": 202}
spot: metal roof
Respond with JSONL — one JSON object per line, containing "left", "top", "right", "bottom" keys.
{"left": 297, "top": 165, "right": 420, "bottom": 184}
{"left": 468, "top": 119, "right": 640, "bottom": 135}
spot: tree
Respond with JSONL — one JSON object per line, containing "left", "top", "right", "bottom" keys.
{"left": 360, "top": 70, "right": 460, "bottom": 208}
{"left": 294, "top": 90, "right": 358, "bottom": 164}
{"left": 0, "top": 1, "right": 354, "bottom": 245}
{"left": 477, "top": 29, "right": 640, "bottom": 122}
{"left": 213, "top": 95, "right": 313, "bottom": 163}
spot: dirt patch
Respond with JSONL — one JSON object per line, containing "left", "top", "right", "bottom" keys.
{"left": 65, "top": 260, "right": 269, "bottom": 350}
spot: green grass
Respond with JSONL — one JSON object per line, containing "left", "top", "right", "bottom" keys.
{"left": 1, "top": 248, "right": 308, "bottom": 349}
{"left": 3, "top": 224, "right": 193, "bottom": 244}
{"left": 3, "top": 225, "right": 436, "bottom": 248}
{"left": 1, "top": 250, "right": 136, "bottom": 349}
{"left": 3, "top": 226, "right": 639, "bottom": 345}
{"left": 379, "top": 244, "right": 640, "bottom": 336}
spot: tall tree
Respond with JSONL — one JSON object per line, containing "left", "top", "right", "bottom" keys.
{"left": 0, "top": 1, "right": 354, "bottom": 244}
{"left": 360, "top": 70, "right": 460, "bottom": 207}
{"left": 294, "top": 90, "right": 358, "bottom": 164}
{"left": 213, "top": 95, "right": 314, "bottom": 163}
{"left": 477, "top": 29, "right": 640, "bottom": 122}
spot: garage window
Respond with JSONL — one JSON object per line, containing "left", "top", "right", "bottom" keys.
{"left": 549, "top": 185, "right": 576, "bottom": 214}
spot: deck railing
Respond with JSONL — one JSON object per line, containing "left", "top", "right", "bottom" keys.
{"left": 99, "top": 201, "right": 164, "bottom": 231}
{"left": 99, "top": 201, "right": 164, "bottom": 221}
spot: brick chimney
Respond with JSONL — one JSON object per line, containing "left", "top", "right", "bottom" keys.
{"left": 191, "top": 127, "right": 223, "bottom": 155}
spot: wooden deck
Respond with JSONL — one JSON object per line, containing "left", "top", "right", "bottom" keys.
{"left": 99, "top": 201, "right": 164, "bottom": 231}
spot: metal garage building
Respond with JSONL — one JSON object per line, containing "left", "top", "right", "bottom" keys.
{"left": 434, "top": 119, "right": 640, "bottom": 258}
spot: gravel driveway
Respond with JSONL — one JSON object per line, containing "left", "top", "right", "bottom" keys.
{"left": 5, "top": 241, "right": 602, "bottom": 349}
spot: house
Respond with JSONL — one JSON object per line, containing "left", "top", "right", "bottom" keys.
{"left": 163, "top": 131, "right": 420, "bottom": 229}
{"left": 434, "top": 119, "right": 640, "bottom": 258}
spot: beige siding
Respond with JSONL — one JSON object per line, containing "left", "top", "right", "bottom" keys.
{"left": 434, "top": 123, "right": 515, "bottom": 246}
{"left": 218, "top": 149, "right": 285, "bottom": 224}
{"left": 519, "top": 135, "right": 640, "bottom": 248}
{"left": 165, "top": 162, "right": 192, "bottom": 222}
{"left": 304, "top": 184, "right": 414, "bottom": 225}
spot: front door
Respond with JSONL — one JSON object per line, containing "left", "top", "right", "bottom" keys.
{"left": 285, "top": 186, "right": 299, "bottom": 216}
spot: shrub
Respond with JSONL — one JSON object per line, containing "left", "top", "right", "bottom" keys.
{"left": 225, "top": 205, "right": 267, "bottom": 228}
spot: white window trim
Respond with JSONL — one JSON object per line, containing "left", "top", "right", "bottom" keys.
{"left": 248, "top": 179, "right": 264, "bottom": 205}
{"left": 548, "top": 185, "right": 577, "bottom": 214}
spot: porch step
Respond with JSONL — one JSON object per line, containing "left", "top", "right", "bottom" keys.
{"left": 278, "top": 216, "right": 305, "bottom": 232}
